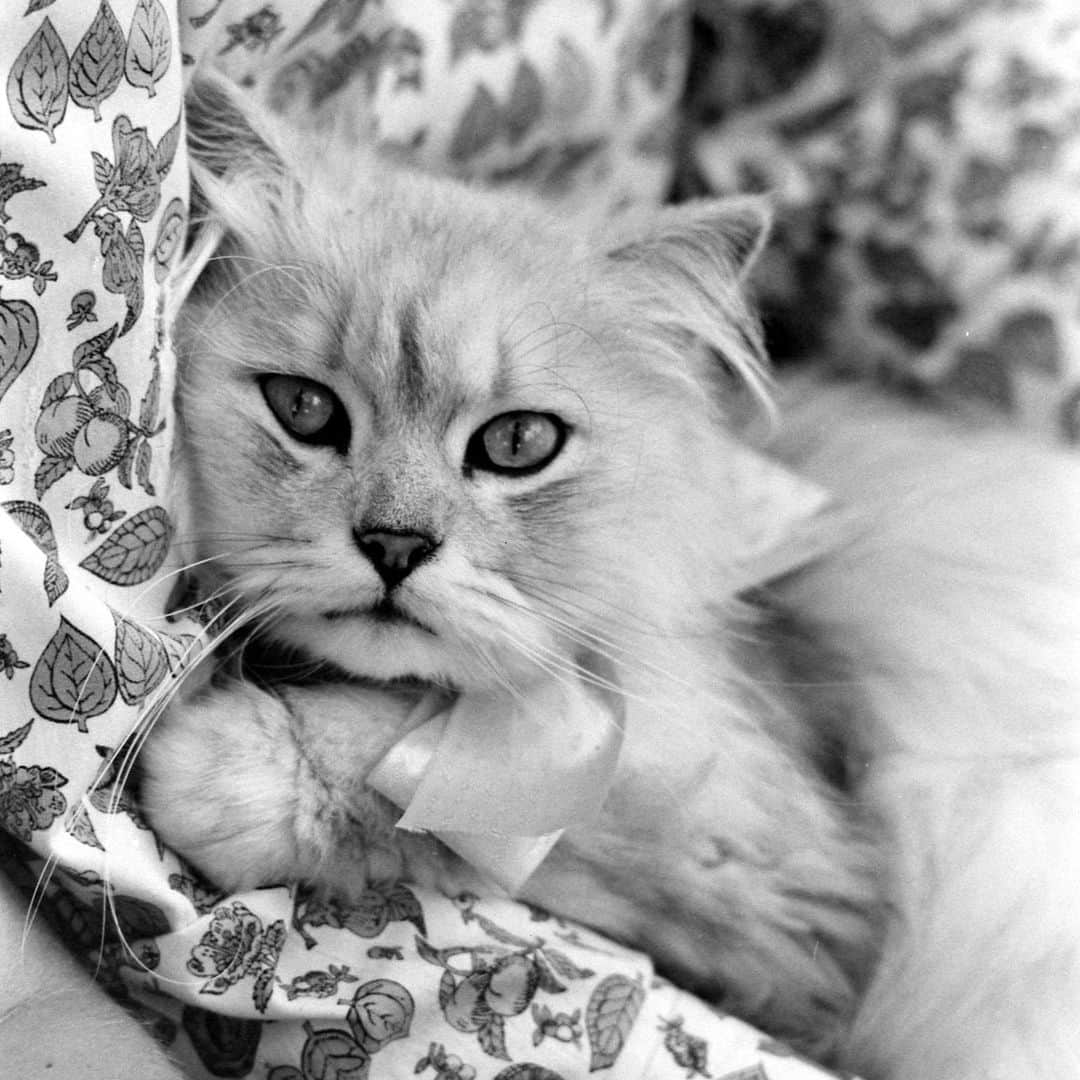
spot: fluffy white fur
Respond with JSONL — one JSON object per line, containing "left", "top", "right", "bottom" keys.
{"left": 138, "top": 80, "right": 1080, "bottom": 1080}
{"left": 766, "top": 383, "right": 1080, "bottom": 1076}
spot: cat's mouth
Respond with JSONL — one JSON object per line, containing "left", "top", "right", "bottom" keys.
{"left": 321, "top": 597, "right": 435, "bottom": 635}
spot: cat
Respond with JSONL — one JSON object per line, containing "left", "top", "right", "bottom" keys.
{"left": 138, "top": 78, "right": 1080, "bottom": 1080}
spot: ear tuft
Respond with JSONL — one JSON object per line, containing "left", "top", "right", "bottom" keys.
{"left": 607, "top": 195, "right": 772, "bottom": 280}
{"left": 173, "top": 75, "right": 290, "bottom": 312}
{"left": 185, "top": 72, "right": 284, "bottom": 181}
{"left": 707, "top": 196, "right": 772, "bottom": 279}
{"left": 601, "top": 196, "right": 775, "bottom": 412}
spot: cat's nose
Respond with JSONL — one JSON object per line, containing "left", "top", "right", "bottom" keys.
{"left": 353, "top": 528, "right": 438, "bottom": 589}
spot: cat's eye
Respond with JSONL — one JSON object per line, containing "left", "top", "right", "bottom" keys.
{"left": 261, "top": 374, "right": 349, "bottom": 448}
{"left": 465, "top": 411, "right": 567, "bottom": 475}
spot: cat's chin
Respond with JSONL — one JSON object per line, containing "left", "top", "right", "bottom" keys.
{"left": 281, "top": 612, "right": 482, "bottom": 687}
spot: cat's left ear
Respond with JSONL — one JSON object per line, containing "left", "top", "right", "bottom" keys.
{"left": 599, "top": 196, "right": 773, "bottom": 404}
{"left": 604, "top": 196, "right": 771, "bottom": 282}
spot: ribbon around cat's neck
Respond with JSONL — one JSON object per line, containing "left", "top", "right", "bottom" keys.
{"left": 368, "top": 658, "right": 625, "bottom": 896}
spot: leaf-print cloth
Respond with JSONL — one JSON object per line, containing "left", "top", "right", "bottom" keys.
{"left": 0, "top": 2, "right": 858, "bottom": 1078}
{"left": 687, "top": 0, "right": 1080, "bottom": 442}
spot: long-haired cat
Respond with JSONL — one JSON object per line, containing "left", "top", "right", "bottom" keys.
{"left": 139, "top": 79, "right": 1080, "bottom": 1080}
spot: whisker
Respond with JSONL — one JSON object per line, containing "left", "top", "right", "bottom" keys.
{"left": 23, "top": 851, "right": 62, "bottom": 954}
{"left": 477, "top": 561, "right": 669, "bottom": 643}
{"left": 464, "top": 583, "right": 655, "bottom": 709}
{"left": 126, "top": 546, "right": 271, "bottom": 612}
{"left": 461, "top": 637, "right": 529, "bottom": 701}
{"left": 512, "top": 325, "right": 587, "bottom": 366}
{"left": 169, "top": 533, "right": 311, "bottom": 546}
{"left": 183, "top": 258, "right": 314, "bottom": 339}
{"left": 500, "top": 589, "right": 698, "bottom": 694}
{"left": 481, "top": 630, "right": 576, "bottom": 696}
{"left": 508, "top": 632, "right": 632, "bottom": 704}
{"left": 501, "top": 302, "right": 560, "bottom": 353}
{"left": 93, "top": 600, "right": 282, "bottom": 979}
{"left": 494, "top": 561, "right": 673, "bottom": 638}
{"left": 496, "top": 581, "right": 647, "bottom": 653}
{"left": 100, "top": 589, "right": 275, "bottom": 844}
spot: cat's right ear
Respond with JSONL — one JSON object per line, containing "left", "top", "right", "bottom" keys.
{"left": 185, "top": 72, "right": 284, "bottom": 182}
{"left": 171, "top": 75, "right": 286, "bottom": 312}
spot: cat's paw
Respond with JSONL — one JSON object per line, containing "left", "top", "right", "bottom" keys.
{"left": 139, "top": 680, "right": 314, "bottom": 893}
{"left": 138, "top": 676, "right": 450, "bottom": 898}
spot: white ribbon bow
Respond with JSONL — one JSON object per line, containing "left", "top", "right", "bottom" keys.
{"left": 368, "top": 672, "right": 625, "bottom": 895}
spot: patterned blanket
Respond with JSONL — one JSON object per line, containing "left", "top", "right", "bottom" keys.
{"left": 687, "top": 0, "right": 1080, "bottom": 439}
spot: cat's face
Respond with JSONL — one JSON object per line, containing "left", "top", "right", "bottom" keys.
{"left": 174, "top": 94, "right": 768, "bottom": 692}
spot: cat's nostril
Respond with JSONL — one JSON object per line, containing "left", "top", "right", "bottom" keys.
{"left": 354, "top": 528, "right": 438, "bottom": 588}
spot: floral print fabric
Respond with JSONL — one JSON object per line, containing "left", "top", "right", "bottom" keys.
{"left": 203, "top": 0, "right": 690, "bottom": 213}
{"left": 688, "top": 0, "right": 1080, "bottom": 440}
{"left": 0, "top": 2, "right": 851, "bottom": 1078}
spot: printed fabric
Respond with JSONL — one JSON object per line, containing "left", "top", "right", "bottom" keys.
{"left": 0, "top": 2, "right": 854, "bottom": 1079}
{"left": 688, "top": 0, "right": 1080, "bottom": 440}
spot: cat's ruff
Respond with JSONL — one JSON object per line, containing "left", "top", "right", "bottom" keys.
{"left": 140, "top": 79, "right": 1080, "bottom": 1080}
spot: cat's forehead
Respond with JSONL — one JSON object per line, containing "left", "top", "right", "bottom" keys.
{"left": 329, "top": 281, "right": 499, "bottom": 409}
{"left": 320, "top": 251, "right": 582, "bottom": 415}
{"left": 242, "top": 193, "right": 597, "bottom": 417}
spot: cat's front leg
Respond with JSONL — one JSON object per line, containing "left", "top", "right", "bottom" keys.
{"left": 139, "top": 679, "right": 454, "bottom": 898}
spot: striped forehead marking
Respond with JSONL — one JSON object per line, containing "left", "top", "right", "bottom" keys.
{"left": 396, "top": 295, "right": 427, "bottom": 403}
